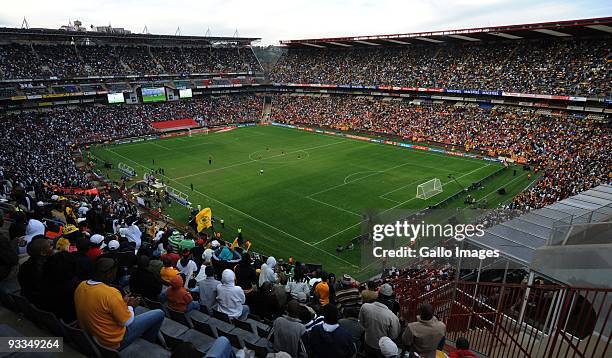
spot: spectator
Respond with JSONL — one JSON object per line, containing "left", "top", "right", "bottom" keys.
{"left": 359, "top": 283, "right": 401, "bottom": 357}
{"left": 234, "top": 252, "right": 257, "bottom": 292}
{"left": 0, "top": 216, "right": 19, "bottom": 284}
{"left": 449, "top": 337, "right": 477, "bottom": 358}
{"left": 362, "top": 280, "right": 379, "bottom": 303}
{"left": 129, "top": 255, "right": 162, "bottom": 302}
{"left": 87, "top": 234, "right": 105, "bottom": 262}
{"left": 338, "top": 307, "right": 364, "bottom": 352}
{"left": 17, "top": 237, "right": 52, "bottom": 307}
{"left": 285, "top": 267, "right": 310, "bottom": 301}
{"left": 166, "top": 275, "right": 199, "bottom": 313}
{"left": 314, "top": 272, "right": 330, "bottom": 307}
{"left": 306, "top": 304, "right": 356, "bottom": 358}
{"left": 379, "top": 336, "right": 400, "bottom": 358}
{"left": 198, "top": 265, "right": 220, "bottom": 310}
{"left": 269, "top": 300, "right": 307, "bottom": 358}
{"left": 41, "top": 250, "right": 79, "bottom": 322}
{"left": 176, "top": 249, "right": 198, "bottom": 287}
{"left": 401, "top": 303, "right": 446, "bottom": 358}
{"left": 335, "top": 274, "right": 361, "bottom": 313}
{"left": 74, "top": 258, "right": 164, "bottom": 350}
{"left": 73, "top": 237, "right": 94, "bottom": 280}
{"left": 160, "top": 256, "right": 180, "bottom": 285}
{"left": 216, "top": 269, "right": 249, "bottom": 320}
{"left": 258, "top": 256, "right": 278, "bottom": 287}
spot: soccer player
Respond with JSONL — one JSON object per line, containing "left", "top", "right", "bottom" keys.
{"left": 260, "top": 169, "right": 264, "bottom": 175}
{"left": 209, "top": 155, "right": 213, "bottom": 165}
{"left": 190, "top": 183, "right": 193, "bottom": 191}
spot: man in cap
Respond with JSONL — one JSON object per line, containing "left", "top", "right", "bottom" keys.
{"left": 335, "top": 274, "right": 361, "bottom": 314}
{"left": 86, "top": 234, "right": 105, "bottom": 262}
{"left": 74, "top": 258, "right": 164, "bottom": 350}
{"left": 359, "top": 283, "right": 401, "bottom": 357}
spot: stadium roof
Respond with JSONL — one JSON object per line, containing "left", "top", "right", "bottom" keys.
{"left": 0, "top": 27, "right": 260, "bottom": 46}
{"left": 280, "top": 17, "right": 612, "bottom": 48}
{"left": 468, "top": 184, "right": 612, "bottom": 266}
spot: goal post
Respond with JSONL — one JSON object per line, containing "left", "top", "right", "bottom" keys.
{"left": 416, "top": 178, "right": 443, "bottom": 200}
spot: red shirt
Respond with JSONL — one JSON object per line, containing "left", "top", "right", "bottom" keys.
{"left": 86, "top": 247, "right": 102, "bottom": 262}
{"left": 449, "top": 350, "right": 477, "bottom": 358}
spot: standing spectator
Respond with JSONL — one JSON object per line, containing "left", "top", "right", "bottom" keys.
{"left": 306, "top": 304, "right": 356, "bottom": 358}
{"left": 234, "top": 252, "right": 257, "bottom": 292}
{"left": 359, "top": 283, "right": 401, "bottom": 357}
{"left": 198, "top": 265, "right": 220, "bottom": 310}
{"left": 73, "top": 237, "right": 94, "bottom": 280}
{"left": 166, "top": 275, "right": 199, "bottom": 313}
{"left": 160, "top": 256, "right": 179, "bottom": 285}
{"left": 129, "top": 255, "right": 162, "bottom": 301}
{"left": 338, "top": 307, "right": 364, "bottom": 352}
{"left": 401, "top": 303, "right": 446, "bottom": 358}
{"left": 0, "top": 216, "right": 19, "bottom": 285}
{"left": 335, "top": 274, "right": 361, "bottom": 313}
{"left": 269, "top": 300, "right": 307, "bottom": 358}
{"left": 285, "top": 268, "right": 310, "bottom": 301}
{"left": 74, "top": 258, "right": 164, "bottom": 350}
{"left": 361, "top": 281, "right": 379, "bottom": 303}
{"left": 216, "top": 269, "right": 249, "bottom": 320}
{"left": 258, "top": 256, "right": 277, "bottom": 287}
{"left": 314, "top": 272, "right": 330, "bottom": 307}
{"left": 449, "top": 337, "right": 477, "bottom": 358}
{"left": 87, "top": 234, "right": 105, "bottom": 262}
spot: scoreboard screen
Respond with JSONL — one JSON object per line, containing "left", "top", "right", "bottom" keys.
{"left": 107, "top": 93, "right": 125, "bottom": 104}
{"left": 179, "top": 88, "right": 193, "bottom": 98}
{"left": 142, "top": 87, "right": 166, "bottom": 103}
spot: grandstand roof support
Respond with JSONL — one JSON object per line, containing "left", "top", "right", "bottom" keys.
{"left": 21, "top": 17, "right": 29, "bottom": 29}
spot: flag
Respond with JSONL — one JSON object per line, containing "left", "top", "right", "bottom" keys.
{"left": 195, "top": 208, "right": 212, "bottom": 233}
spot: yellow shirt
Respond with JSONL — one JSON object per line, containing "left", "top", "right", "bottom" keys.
{"left": 74, "top": 281, "right": 132, "bottom": 349}
{"left": 315, "top": 281, "right": 330, "bottom": 305}
{"left": 160, "top": 266, "right": 179, "bottom": 284}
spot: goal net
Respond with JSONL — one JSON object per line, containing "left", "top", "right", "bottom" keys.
{"left": 416, "top": 178, "right": 443, "bottom": 200}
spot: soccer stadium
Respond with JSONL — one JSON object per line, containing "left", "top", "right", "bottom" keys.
{"left": 0, "top": 4, "right": 610, "bottom": 358}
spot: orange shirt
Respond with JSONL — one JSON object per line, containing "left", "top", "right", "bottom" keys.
{"left": 315, "top": 281, "right": 330, "bottom": 305}
{"left": 74, "top": 281, "right": 132, "bottom": 349}
{"left": 160, "top": 266, "right": 179, "bottom": 284}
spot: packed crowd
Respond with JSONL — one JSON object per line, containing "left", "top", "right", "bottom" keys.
{"left": 0, "top": 96, "right": 262, "bottom": 190}
{"left": 0, "top": 184, "right": 468, "bottom": 357}
{"left": 271, "top": 38, "right": 611, "bottom": 96}
{"left": 271, "top": 95, "right": 611, "bottom": 210}
{"left": 0, "top": 44, "right": 262, "bottom": 79}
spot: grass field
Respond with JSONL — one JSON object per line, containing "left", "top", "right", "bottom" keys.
{"left": 92, "top": 125, "right": 534, "bottom": 279}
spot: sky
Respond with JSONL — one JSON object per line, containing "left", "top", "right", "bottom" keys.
{"left": 1, "top": 0, "right": 610, "bottom": 45}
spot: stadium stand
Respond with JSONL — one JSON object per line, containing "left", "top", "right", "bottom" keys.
{"left": 0, "top": 17, "right": 610, "bottom": 358}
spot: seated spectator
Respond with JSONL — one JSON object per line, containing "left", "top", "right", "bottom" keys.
{"left": 160, "top": 256, "right": 179, "bottom": 285}
{"left": 258, "top": 256, "right": 277, "bottom": 287}
{"left": 449, "top": 337, "right": 477, "bottom": 358}
{"left": 74, "top": 258, "right": 164, "bottom": 349}
{"left": 73, "top": 237, "right": 93, "bottom": 280}
{"left": 234, "top": 252, "right": 256, "bottom": 292}
{"left": 269, "top": 300, "right": 307, "bottom": 358}
{"left": 338, "top": 307, "right": 364, "bottom": 352}
{"left": 41, "top": 249, "right": 79, "bottom": 322}
{"left": 379, "top": 336, "right": 400, "bottom": 358}
{"left": 176, "top": 249, "right": 198, "bottom": 287}
{"left": 285, "top": 267, "right": 310, "bottom": 301}
{"left": 87, "top": 234, "right": 105, "bottom": 262}
{"left": 216, "top": 269, "right": 249, "bottom": 320}
{"left": 0, "top": 216, "right": 19, "bottom": 284}
{"left": 306, "top": 304, "right": 356, "bottom": 358}
{"left": 18, "top": 237, "right": 52, "bottom": 307}
{"left": 401, "top": 303, "right": 446, "bottom": 358}
{"left": 362, "top": 280, "right": 379, "bottom": 303}
{"left": 359, "top": 283, "right": 401, "bottom": 357}
{"left": 335, "top": 274, "right": 361, "bottom": 313}
{"left": 129, "top": 255, "right": 162, "bottom": 301}
{"left": 248, "top": 281, "right": 281, "bottom": 320}
{"left": 161, "top": 246, "right": 180, "bottom": 267}
{"left": 166, "top": 275, "right": 199, "bottom": 313}
{"left": 198, "top": 265, "right": 220, "bottom": 310}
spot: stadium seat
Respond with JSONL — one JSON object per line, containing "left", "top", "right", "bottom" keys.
{"left": 166, "top": 307, "right": 193, "bottom": 328}
{"left": 233, "top": 318, "right": 256, "bottom": 334}
{"left": 9, "top": 294, "right": 38, "bottom": 324}
{"left": 256, "top": 325, "right": 271, "bottom": 339}
{"left": 216, "top": 328, "right": 244, "bottom": 349}
{"left": 92, "top": 336, "right": 171, "bottom": 358}
{"left": 134, "top": 306, "right": 151, "bottom": 315}
{"left": 191, "top": 318, "right": 218, "bottom": 338}
{"left": 245, "top": 340, "right": 273, "bottom": 358}
{"left": 178, "top": 329, "right": 217, "bottom": 353}
{"left": 159, "top": 318, "right": 190, "bottom": 342}
{"left": 159, "top": 330, "right": 183, "bottom": 351}
{"left": 212, "top": 309, "right": 232, "bottom": 323}
{"left": 30, "top": 305, "right": 66, "bottom": 338}
{"left": 0, "top": 290, "right": 16, "bottom": 312}
{"left": 143, "top": 297, "right": 165, "bottom": 311}
{"left": 60, "top": 319, "right": 100, "bottom": 357}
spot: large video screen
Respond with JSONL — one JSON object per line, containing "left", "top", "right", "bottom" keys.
{"left": 142, "top": 87, "right": 166, "bottom": 103}
{"left": 107, "top": 93, "right": 125, "bottom": 104}
{"left": 179, "top": 88, "right": 193, "bottom": 99}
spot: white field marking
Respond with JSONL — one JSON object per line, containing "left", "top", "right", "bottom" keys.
{"left": 103, "top": 148, "right": 359, "bottom": 268}
{"left": 306, "top": 196, "right": 362, "bottom": 217}
{"left": 150, "top": 142, "right": 172, "bottom": 150}
{"left": 378, "top": 196, "right": 402, "bottom": 204}
{"left": 477, "top": 171, "right": 527, "bottom": 202}
{"left": 248, "top": 149, "right": 310, "bottom": 162}
{"left": 307, "top": 161, "right": 418, "bottom": 198}
{"left": 379, "top": 177, "right": 433, "bottom": 199}
{"left": 343, "top": 171, "right": 382, "bottom": 184}
{"left": 313, "top": 164, "right": 491, "bottom": 246}
{"left": 174, "top": 140, "right": 348, "bottom": 180}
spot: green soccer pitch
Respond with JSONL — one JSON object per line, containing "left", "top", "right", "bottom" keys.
{"left": 92, "top": 124, "right": 535, "bottom": 279}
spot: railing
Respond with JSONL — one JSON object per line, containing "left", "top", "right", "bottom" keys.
{"left": 396, "top": 280, "right": 611, "bottom": 357}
